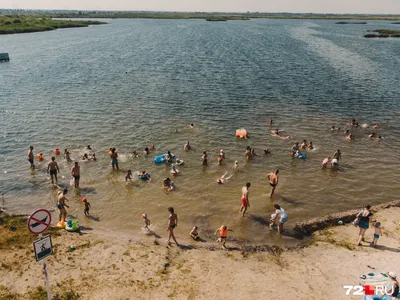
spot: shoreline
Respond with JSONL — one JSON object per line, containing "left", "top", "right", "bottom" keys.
{"left": 2, "top": 199, "right": 399, "bottom": 249}
{"left": 1, "top": 206, "right": 399, "bottom": 299}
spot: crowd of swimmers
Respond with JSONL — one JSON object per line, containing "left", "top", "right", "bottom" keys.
{"left": 26, "top": 119, "right": 387, "bottom": 249}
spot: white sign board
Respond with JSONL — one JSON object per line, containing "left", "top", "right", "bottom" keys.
{"left": 33, "top": 235, "right": 53, "bottom": 261}
{"left": 28, "top": 209, "right": 51, "bottom": 235}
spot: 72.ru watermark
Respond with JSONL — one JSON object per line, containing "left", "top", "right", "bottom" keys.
{"left": 344, "top": 285, "right": 394, "bottom": 296}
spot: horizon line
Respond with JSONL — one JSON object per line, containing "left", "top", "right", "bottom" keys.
{"left": 1, "top": 8, "right": 400, "bottom": 16}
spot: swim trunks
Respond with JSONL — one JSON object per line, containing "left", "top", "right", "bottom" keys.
{"left": 74, "top": 175, "right": 80, "bottom": 181}
{"left": 220, "top": 236, "right": 226, "bottom": 240}
{"left": 112, "top": 158, "right": 118, "bottom": 165}
{"left": 56, "top": 204, "right": 64, "bottom": 209}
{"left": 280, "top": 215, "right": 288, "bottom": 223}
{"left": 358, "top": 219, "right": 369, "bottom": 230}
{"left": 28, "top": 158, "right": 33, "bottom": 164}
{"left": 374, "top": 234, "right": 380, "bottom": 239}
{"left": 50, "top": 169, "right": 57, "bottom": 175}
{"left": 270, "top": 182, "right": 278, "bottom": 187}
{"left": 170, "top": 224, "right": 176, "bottom": 229}
{"left": 241, "top": 197, "right": 247, "bottom": 208}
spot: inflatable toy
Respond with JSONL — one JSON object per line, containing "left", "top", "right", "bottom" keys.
{"left": 65, "top": 219, "right": 80, "bottom": 232}
{"left": 138, "top": 173, "right": 151, "bottom": 180}
{"left": 154, "top": 153, "right": 175, "bottom": 164}
{"left": 235, "top": 128, "right": 247, "bottom": 138}
{"left": 56, "top": 221, "right": 66, "bottom": 229}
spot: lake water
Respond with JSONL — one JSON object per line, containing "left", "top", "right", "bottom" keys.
{"left": 1, "top": 19, "right": 399, "bottom": 245}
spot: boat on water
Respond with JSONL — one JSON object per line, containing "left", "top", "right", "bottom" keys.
{"left": 0, "top": 53, "right": 10, "bottom": 62}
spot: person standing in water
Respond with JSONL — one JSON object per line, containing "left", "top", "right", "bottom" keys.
{"left": 269, "top": 204, "right": 288, "bottom": 235}
{"left": 47, "top": 157, "right": 60, "bottom": 185}
{"left": 110, "top": 148, "right": 119, "bottom": 170}
{"left": 201, "top": 151, "right": 208, "bottom": 166}
{"left": 267, "top": 169, "right": 279, "bottom": 197}
{"left": 167, "top": 207, "right": 179, "bottom": 246}
{"left": 71, "top": 162, "right": 80, "bottom": 188}
{"left": 57, "top": 188, "right": 69, "bottom": 222}
{"left": 333, "top": 149, "right": 342, "bottom": 162}
{"left": 239, "top": 183, "right": 251, "bottom": 217}
{"left": 291, "top": 142, "right": 300, "bottom": 157}
{"left": 28, "top": 146, "right": 35, "bottom": 170}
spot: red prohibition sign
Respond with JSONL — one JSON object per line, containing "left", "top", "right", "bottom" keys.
{"left": 27, "top": 209, "right": 52, "bottom": 235}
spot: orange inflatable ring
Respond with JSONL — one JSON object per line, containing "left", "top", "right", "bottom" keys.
{"left": 235, "top": 129, "right": 247, "bottom": 138}
{"left": 54, "top": 148, "right": 61, "bottom": 155}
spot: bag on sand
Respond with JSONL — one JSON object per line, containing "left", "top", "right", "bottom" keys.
{"left": 353, "top": 217, "right": 360, "bottom": 227}
{"left": 69, "top": 177, "right": 74, "bottom": 187}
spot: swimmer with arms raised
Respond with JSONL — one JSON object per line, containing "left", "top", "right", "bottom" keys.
{"left": 217, "top": 172, "right": 233, "bottom": 184}
{"left": 272, "top": 129, "right": 291, "bottom": 140}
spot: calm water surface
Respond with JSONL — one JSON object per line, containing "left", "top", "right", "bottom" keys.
{"left": 1, "top": 19, "right": 399, "bottom": 244}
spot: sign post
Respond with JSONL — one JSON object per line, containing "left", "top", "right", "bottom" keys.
{"left": 28, "top": 209, "right": 52, "bottom": 300}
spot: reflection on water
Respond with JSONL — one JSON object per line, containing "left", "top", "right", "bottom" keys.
{"left": 1, "top": 19, "right": 400, "bottom": 244}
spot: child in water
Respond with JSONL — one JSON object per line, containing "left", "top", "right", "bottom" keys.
{"left": 372, "top": 221, "right": 381, "bottom": 247}
{"left": 92, "top": 153, "right": 96, "bottom": 161}
{"left": 215, "top": 225, "right": 233, "bottom": 250}
{"left": 170, "top": 165, "right": 180, "bottom": 176}
{"left": 65, "top": 151, "right": 72, "bottom": 162}
{"left": 190, "top": 226, "right": 199, "bottom": 240}
{"left": 83, "top": 153, "right": 89, "bottom": 160}
{"left": 184, "top": 141, "right": 191, "bottom": 151}
{"left": 142, "top": 213, "right": 151, "bottom": 229}
{"left": 125, "top": 170, "right": 133, "bottom": 182}
{"left": 83, "top": 197, "right": 91, "bottom": 217}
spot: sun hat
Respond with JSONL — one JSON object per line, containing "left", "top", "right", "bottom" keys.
{"left": 389, "top": 271, "right": 397, "bottom": 279}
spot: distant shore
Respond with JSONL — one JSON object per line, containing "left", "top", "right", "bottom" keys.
{"left": 2, "top": 10, "right": 400, "bottom": 21}
{"left": 364, "top": 29, "right": 400, "bottom": 38}
{"left": 0, "top": 16, "right": 106, "bottom": 35}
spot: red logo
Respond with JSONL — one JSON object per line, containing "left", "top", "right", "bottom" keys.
{"left": 365, "top": 285, "right": 375, "bottom": 295}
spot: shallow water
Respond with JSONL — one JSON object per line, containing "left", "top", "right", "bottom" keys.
{"left": 1, "top": 19, "right": 399, "bottom": 245}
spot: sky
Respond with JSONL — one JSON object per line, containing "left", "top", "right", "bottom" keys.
{"left": 2, "top": 0, "right": 400, "bottom": 14}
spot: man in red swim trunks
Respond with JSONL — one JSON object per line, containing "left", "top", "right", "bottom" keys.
{"left": 239, "top": 182, "right": 251, "bottom": 217}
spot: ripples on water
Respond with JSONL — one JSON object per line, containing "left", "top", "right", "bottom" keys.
{"left": 0, "top": 19, "right": 399, "bottom": 244}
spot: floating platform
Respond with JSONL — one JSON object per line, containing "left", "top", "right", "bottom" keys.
{"left": 0, "top": 53, "right": 10, "bottom": 62}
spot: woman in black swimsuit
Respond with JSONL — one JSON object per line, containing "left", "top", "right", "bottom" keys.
{"left": 167, "top": 207, "right": 179, "bottom": 246}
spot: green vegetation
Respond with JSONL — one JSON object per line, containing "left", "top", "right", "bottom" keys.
{"left": 0, "top": 16, "right": 106, "bottom": 35}
{"left": 0, "top": 215, "right": 61, "bottom": 249}
{"left": 364, "top": 29, "right": 400, "bottom": 38}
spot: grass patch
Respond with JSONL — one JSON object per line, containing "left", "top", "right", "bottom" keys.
{"left": 0, "top": 16, "right": 106, "bottom": 35}
{"left": 0, "top": 215, "right": 62, "bottom": 250}
{"left": 26, "top": 286, "right": 47, "bottom": 300}
{"left": 0, "top": 285, "right": 19, "bottom": 300}
{"left": 317, "top": 229, "right": 356, "bottom": 250}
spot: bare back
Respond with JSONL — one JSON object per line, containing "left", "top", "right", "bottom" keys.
{"left": 241, "top": 186, "right": 248, "bottom": 199}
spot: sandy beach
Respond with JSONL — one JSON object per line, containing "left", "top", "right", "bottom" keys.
{"left": 1, "top": 206, "right": 399, "bottom": 300}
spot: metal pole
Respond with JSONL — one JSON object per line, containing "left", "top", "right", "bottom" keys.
{"left": 39, "top": 234, "right": 51, "bottom": 300}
